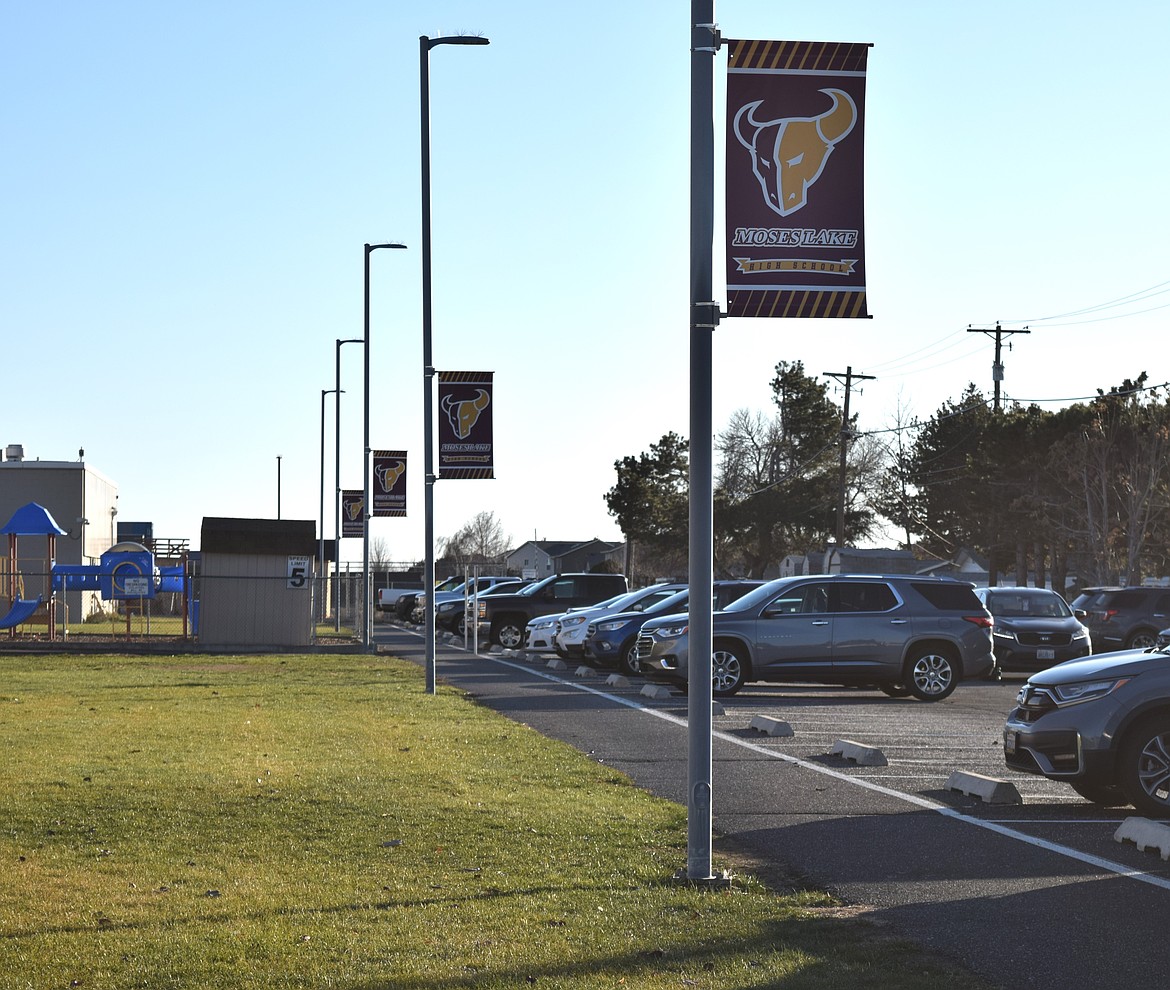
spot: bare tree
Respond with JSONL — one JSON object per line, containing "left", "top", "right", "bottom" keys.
{"left": 439, "top": 511, "right": 512, "bottom": 568}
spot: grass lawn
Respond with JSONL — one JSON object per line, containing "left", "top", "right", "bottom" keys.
{"left": 0, "top": 652, "right": 991, "bottom": 989}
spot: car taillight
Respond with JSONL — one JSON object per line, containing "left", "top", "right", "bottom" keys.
{"left": 1103, "top": 609, "right": 1119, "bottom": 622}
{"left": 963, "top": 615, "right": 993, "bottom": 629}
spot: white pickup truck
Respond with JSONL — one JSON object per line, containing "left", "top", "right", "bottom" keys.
{"left": 376, "top": 584, "right": 426, "bottom": 612}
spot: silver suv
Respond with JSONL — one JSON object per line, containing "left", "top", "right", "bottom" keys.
{"left": 637, "top": 574, "right": 994, "bottom": 700}
{"left": 1004, "top": 646, "right": 1170, "bottom": 814}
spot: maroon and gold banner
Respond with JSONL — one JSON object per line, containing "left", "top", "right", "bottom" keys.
{"left": 340, "top": 490, "right": 364, "bottom": 538}
{"left": 372, "top": 450, "right": 407, "bottom": 517}
{"left": 725, "top": 40, "right": 871, "bottom": 319}
{"left": 437, "top": 372, "right": 494, "bottom": 479}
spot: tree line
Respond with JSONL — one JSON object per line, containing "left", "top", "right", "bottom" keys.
{"left": 606, "top": 362, "right": 1170, "bottom": 592}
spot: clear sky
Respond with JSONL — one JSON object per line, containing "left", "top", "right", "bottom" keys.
{"left": 4, "top": 1, "right": 1168, "bottom": 565}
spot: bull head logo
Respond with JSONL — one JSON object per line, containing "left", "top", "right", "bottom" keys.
{"left": 441, "top": 388, "right": 490, "bottom": 440}
{"left": 345, "top": 497, "right": 365, "bottom": 521}
{"left": 733, "top": 88, "right": 857, "bottom": 218}
{"left": 375, "top": 460, "right": 405, "bottom": 493}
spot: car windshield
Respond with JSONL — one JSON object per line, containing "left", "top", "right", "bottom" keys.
{"left": 985, "top": 590, "right": 1071, "bottom": 618}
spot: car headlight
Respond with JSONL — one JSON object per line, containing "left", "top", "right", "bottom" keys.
{"left": 596, "top": 620, "right": 627, "bottom": 633}
{"left": 560, "top": 616, "right": 587, "bottom": 629}
{"left": 993, "top": 630, "right": 1015, "bottom": 641}
{"left": 1051, "top": 677, "right": 1130, "bottom": 705}
{"left": 654, "top": 622, "right": 689, "bottom": 638}
{"left": 437, "top": 601, "right": 458, "bottom": 612}
{"left": 1071, "top": 628, "right": 1089, "bottom": 642}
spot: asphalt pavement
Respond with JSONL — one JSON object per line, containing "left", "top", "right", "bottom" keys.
{"left": 374, "top": 623, "right": 1168, "bottom": 990}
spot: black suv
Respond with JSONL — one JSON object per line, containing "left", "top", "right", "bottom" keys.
{"left": 1070, "top": 586, "right": 1170, "bottom": 652}
{"left": 476, "top": 572, "right": 628, "bottom": 648}
{"left": 1004, "top": 646, "right": 1170, "bottom": 814}
{"left": 638, "top": 574, "right": 994, "bottom": 700}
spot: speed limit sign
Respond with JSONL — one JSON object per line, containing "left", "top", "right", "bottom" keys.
{"left": 287, "top": 555, "right": 311, "bottom": 589}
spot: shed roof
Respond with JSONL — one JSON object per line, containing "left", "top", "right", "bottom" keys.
{"left": 201, "top": 517, "right": 317, "bottom": 556}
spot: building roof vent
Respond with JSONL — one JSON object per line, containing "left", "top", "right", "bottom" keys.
{"left": 4, "top": 445, "right": 24, "bottom": 462}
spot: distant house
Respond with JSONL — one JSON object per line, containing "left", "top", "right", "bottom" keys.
{"left": 506, "top": 539, "right": 625, "bottom": 579}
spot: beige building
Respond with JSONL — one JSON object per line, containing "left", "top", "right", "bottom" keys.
{"left": 0, "top": 445, "right": 118, "bottom": 621}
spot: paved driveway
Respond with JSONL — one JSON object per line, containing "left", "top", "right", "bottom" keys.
{"left": 376, "top": 625, "right": 1170, "bottom": 990}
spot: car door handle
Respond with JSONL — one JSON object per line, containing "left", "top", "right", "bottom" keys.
{"left": 889, "top": 619, "right": 908, "bottom": 625}
{"left": 811, "top": 620, "right": 829, "bottom": 626}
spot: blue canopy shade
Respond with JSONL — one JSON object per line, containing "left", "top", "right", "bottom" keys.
{"left": 0, "top": 502, "right": 67, "bottom": 536}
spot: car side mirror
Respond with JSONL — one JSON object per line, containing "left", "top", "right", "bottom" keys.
{"left": 1074, "top": 609, "right": 1087, "bottom": 620}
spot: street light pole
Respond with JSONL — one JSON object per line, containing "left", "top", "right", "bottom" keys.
{"left": 319, "top": 387, "right": 342, "bottom": 624}
{"left": 335, "top": 337, "right": 362, "bottom": 632}
{"left": 276, "top": 455, "right": 282, "bottom": 519}
{"left": 364, "top": 242, "right": 406, "bottom": 651}
{"left": 420, "top": 32, "right": 490, "bottom": 694}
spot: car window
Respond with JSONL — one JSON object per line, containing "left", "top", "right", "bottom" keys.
{"left": 835, "top": 581, "right": 897, "bottom": 613}
{"left": 911, "top": 581, "right": 982, "bottom": 611}
{"left": 766, "top": 582, "right": 830, "bottom": 615}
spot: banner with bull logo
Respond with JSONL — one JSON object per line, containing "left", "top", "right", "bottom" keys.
{"left": 340, "top": 490, "right": 364, "bottom": 538}
{"left": 372, "top": 450, "right": 408, "bottom": 517}
{"left": 437, "top": 371, "right": 494, "bottom": 479}
{"left": 725, "top": 40, "right": 871, "bottom": 319}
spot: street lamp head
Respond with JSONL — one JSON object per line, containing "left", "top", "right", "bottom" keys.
{"left": 424, "top": 34, "right": 490, "bottom": 49}
{"left": 366, "top": 242, "right": 407, "bottom": 252}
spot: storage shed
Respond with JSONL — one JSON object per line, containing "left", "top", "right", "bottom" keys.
{"left": 198, "top": 517, "right": 317, "bottom": 648}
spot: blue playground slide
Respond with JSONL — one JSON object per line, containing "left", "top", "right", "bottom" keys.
{"left": 0, "top": 597, "right": 42, "bottom": 629}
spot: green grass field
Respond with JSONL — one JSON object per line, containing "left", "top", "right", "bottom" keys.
{"left": 0, "top": 652, "right": 990, "bottom": 989}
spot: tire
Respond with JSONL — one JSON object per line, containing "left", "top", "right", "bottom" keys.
{"left": 711, "top": 642, "right": 748, "bottom": 698}
{"left": 1119, "top": 716, "right": 1170, "bottom": 816}
{"left": 492, "top": 619, "right": 525, "bottom": 650}
{"left": 1069, "top": 781, "right": 1129, "bottom": 807}
{"left": 618, "top": 636, "right": 641, "bottom": 677}
{"left": 880, "top": 683, "right": 912, "bottom": 698}
{"left": 1126, "top": 628, "right": 1158, "bottom": 650}
{"left": 904, "top": 646, "right": 958, "bottom": 701}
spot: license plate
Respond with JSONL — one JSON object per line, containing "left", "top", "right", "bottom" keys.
{"left": 1037, "top": 648, "right": 1055, "bottom": 660}
{"left": 1004, "top": 730, "right": 1017, "bottom": 755}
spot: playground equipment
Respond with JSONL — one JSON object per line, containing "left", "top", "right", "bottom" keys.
{"left": 1, "top": 501, "right": 64, "bottom": 635}
{"left": 0, "top": 502, "right": 192, "bottom": 640}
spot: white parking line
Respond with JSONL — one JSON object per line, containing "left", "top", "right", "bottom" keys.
{"left": 459, "top": 649, "right": 1170, "bottom": 893}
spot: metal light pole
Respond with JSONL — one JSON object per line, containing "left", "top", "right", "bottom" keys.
{"left": 335, "top": 337, "right": 362, "bottom": 632}
{"left": 687, "top": 3, "right": 720, "bottom": 883}
{"left": 364, "top": 242, "right": 407, "bottom": 650}
{"left": 276, "top": 455, "right": 282, "bottom": 519}
{"left": 420, "top": 32, "right": 490, "bottom": 694}
{"left": 319, "top": 387, "right": 342, "bottom": 623}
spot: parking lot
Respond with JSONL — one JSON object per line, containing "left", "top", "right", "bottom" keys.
{"left": 475, "top": 643, "right": 1170, "bottom": 889}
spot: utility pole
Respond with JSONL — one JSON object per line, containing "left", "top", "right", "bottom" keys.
{"left": 968, "top": 322, "right": 1029, "bottom": 412}
{"left": 823, "top": 366, "right": 875, "bottom": 546}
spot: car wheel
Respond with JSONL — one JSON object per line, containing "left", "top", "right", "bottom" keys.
{"left": 1069, "top": 781, "right": 1129, "bottom": 807}
{"left": 1120, "top": 716, "right": 1170, "bottom": 816}
{"left": 618, "top": 637, "right": 641, "bottom": 677}
{"left": 711, "top": 643, "right": 747, "bottom": 697}
{"left": 880, "top": 683, "right": 912, "bottom": 698}
{"left": 904, "top": 646, "right": 957, "bottom": 701}
{"left": 1126, "top": 628, "right": 1158, "bottom": 650}
{"left": 493, "top": 620, "right": 524, "bottom": 649}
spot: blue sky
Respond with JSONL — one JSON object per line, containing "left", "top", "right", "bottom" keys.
{"left": 3, "top": 1, "right": 1168, "bottom": 563}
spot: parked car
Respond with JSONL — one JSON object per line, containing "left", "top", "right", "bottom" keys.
{"left": 1003, "top": 645, "right": 1170, "bottom": 814}
{"left": 477, "top": 572, "right": 629, "bottom": 648}
{"left": 432, "top": 576, "right": 526, "bottom": 632}
{"left": 585, "top": 580, "right": 764, "bottom": 676}
{"left": 975, "top": 586, "right": 1091, "bottom": 676}
{"left": 1070, "top": 585, "right": 1170, "bottom": 652}
{"left": 638, "top": 574, "right": 994, "bottom": 700}
{"left": 553, "top": 584, "right": 687, "bottom": 659}
{"left": 394, "top": 576, "right": 464, "bottom": 622}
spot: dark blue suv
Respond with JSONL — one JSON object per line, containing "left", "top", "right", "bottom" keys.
{"left": 583, "top": 580, "right": 763, "bottom": 676}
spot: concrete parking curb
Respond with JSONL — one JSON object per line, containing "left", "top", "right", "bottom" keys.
{"left": 830, "top": 738, "right": 887, "bottom": 766}
{"left": 1115, "top": 817, "right": 1170, "bottom": 860}
{"left": 574, "top": 665, "right": 595, "bottom": 678}
{"left": 641, "top": 684, "right": 673, "bottom": 700}
{"left": 546, "top": 658, "right": 568, "bottom": 671}
{"left": 749, "top": 715, "right": 793, "bottom": 737}
{"left": 945, "top": 770, "right": 1022, "bottom": 805}
{"left": 606, "top": 674, "right": 630, "bottom": 688}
